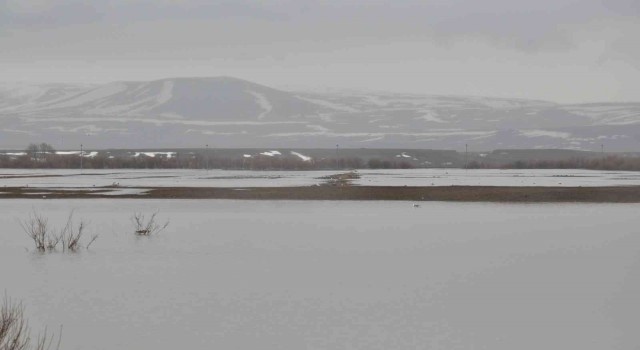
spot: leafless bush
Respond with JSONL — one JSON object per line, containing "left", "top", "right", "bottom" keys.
{"left": 131, "top": 212, "right": 169, "bottom": 236}
{"left": 20, "top": 211, "right": 54, "bottom": 252}
{"left": 20, "top": 210, "right": 97, "bottom": 252}
{"left": 59, "top": 212, "right": 97, "bottom": 252}
{"left": 0, "top": 295, "right": 60, "bottom": 350}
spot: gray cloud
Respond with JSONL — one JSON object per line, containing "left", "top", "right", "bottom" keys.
{"left": 0, "top": 0, "right": 629, "bottom": 46}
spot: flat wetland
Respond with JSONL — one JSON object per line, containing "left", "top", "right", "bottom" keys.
{"left": 2, "top": 168, "right": 640, "bottom": 202}
{"left": 3, "top": 168, "right": 640, "bottom": 349}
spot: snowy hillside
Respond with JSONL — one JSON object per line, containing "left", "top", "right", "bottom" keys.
{"left": 1, "top": 77, "right": 639, "bottom": 150}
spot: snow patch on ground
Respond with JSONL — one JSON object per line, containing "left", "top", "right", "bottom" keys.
{"left": 395, "top": 152, "right": 412, "bottom": 158}
{"left": 133, "top": 152, "right": 176, "bottom": 158}
{"left": 247, "top": 91, "right": 273, "bottom": 120}
{"left": 157, "top": 80, "right": 174, "bottom": 105}
{"left": 260, "top": 151, "right": 282, "bottom": 157}
{"left": 290, "top": 151, "right": 312, "bottom": 161}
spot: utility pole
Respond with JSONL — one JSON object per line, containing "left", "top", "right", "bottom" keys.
{"left": 80, "top": 144, "right": 83, "bottom": 173}
{"left": 464, "top": 144, "right": 468, "bottom": 169}
{"left": 336, "top": 144, "right": 339, "bottom": 169}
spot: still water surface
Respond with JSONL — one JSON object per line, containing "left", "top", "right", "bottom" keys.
{"left": 1, "top": 199, "right": 638, "bottom": 349}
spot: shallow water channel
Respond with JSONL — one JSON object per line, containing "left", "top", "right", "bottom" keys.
{"left": 1, "top": 199, "right": 639, "bottom": 349}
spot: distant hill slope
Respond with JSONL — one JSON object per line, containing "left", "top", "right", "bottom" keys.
{"left": 1, "top": 77, "right": 639, "bottom": 150}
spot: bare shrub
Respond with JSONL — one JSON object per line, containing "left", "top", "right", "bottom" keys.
{"left": 20, "top": 211, "right": 53, "bottom": 252}
{"left": 59, "top": 212, "right": 97, "bottom": 252}
{"left": 19, "top": 210, "right": 97, "bottom": 253}
{"left": 0, "top": 295, "right": 60, "bottom": 350}
{"left": 131, "top": 212, "right": 169, "bottom": 236}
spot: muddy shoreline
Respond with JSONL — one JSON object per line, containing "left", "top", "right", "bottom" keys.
{"left": 2, "top": 185, "right": 640, "bottom": 202}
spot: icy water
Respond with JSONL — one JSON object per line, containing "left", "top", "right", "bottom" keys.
{"left": 2, "top": 168, "right": 640, "bottom": 188}
{"left": 1, "top": 199, "right": 639, "bottom": 350}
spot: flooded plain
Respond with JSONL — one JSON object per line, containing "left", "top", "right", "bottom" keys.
{"left": 1, "top": 199, "right": 639, "bottom": 349}
{"left": 2, "top": 168, "right": 640, "bottom": 190}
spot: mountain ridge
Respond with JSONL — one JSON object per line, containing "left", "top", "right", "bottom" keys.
{"left": 1, "top": 76, "right": 639, "bottom": 150}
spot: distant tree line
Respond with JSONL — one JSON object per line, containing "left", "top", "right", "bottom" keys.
{"left": 468, "top": 156, "right": 640, "bottom": 171}
{"left": 8, "top": 143, "right": 639, "bottom": 171}
{"left": 0, "top": 143, "right": 417, "bottom": 170}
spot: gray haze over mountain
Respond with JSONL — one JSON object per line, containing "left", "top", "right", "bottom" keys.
{"left": 1, "top": 0, "right": 639, "bottom": 103}
{"left": 1, "top": 77, "right": 639, "bottom": 151}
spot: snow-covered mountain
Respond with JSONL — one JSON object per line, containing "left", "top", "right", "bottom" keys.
{"left": 1, "top": 77, "right": 639, "bottom": 150}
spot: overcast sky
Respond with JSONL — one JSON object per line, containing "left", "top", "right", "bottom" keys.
{"left": 1, "top": 0, "right": 639, "bottom": 103}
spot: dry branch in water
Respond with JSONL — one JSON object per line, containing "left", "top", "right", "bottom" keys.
{"left": 19, "top": 211, "right": 51, "bottom": 252}
{"left": 0, "top": 295, "right": 60, "bottom": 350}
{"left": 58, "top": 212, "right": 96, "bottom": 252}
{"left": 19, "top": 210, "right": 97, "bottom": 252}
{"left": 131, "top": 212, "right": 169, "bottom": 236}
